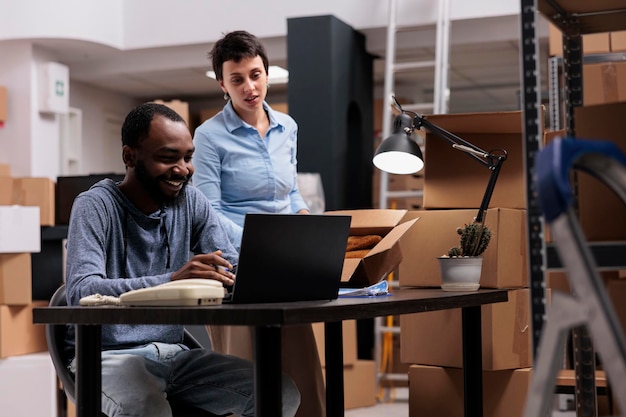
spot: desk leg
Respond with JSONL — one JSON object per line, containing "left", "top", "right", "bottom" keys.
{"left": 75, "top": 324, "right": 101, "bottom": 417}
{"left": 462, "top": 306, "right": 483, "bottom": 417}
{"left": 324, "top": 321, "right": 344, "bottom": 417}
{"left": 254, "top": 325, "right": 282, "bottom": 417}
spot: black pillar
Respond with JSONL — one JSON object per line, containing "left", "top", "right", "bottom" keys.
{"left": 287, "top": 15, "right": 374, "bottom": 210}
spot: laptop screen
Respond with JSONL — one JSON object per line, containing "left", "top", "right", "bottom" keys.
{"left": 227, "top": 213, "right": 351, "bottom": 304}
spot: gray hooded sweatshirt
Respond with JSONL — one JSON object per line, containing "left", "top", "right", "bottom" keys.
{"left": 64, "top": 179, "right": 238, "bottom": 351}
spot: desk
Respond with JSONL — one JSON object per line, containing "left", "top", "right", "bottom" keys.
{"left": 33, "top": 288, "right": 508, "bottom": 417}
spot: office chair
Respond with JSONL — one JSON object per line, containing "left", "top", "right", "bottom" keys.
{"left": 46, "top": 284, "right": 225, "bottom": 417}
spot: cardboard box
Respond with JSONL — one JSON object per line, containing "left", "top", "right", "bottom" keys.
{"left": 573, "top": 102, "right": 626, "bottom": 241}
{"left": 0, "top": 164, "right": 9, "bottom": 177}
{"left": 312, "top": 319, "right": 358, "bottom": 368}
{"left": 0, "top": 86, "right": 6, "bottom": 122}
{"left": 12, "top": 177, "right": 56, "bottom": 226}
{"left": 326, "top": 209, "right": 418, "bottom": 287}
{"left": 612, "top": 31, "right": 626, "bottom": 52}
{"left": 400, "top": 289, "right": 533, "bottom": 370}
{"left": 343, "top": 360, "right": 377, "bottom": 410}
{"left": 606, "top": 278, "right": 626, "bottom": 338}
{"left": 544, "top": 124, "right": 626, "bottom": 242}
{"left": 408, "top": 365, "right": 531, "bottom": 417}
{"left": 583, "top": 62, "right": 626, "bottom": 106}
{"left": 0, "top": 301, "right": 48, "bottom": 358}
{"left": 68, "top": 400, "right": 76, "bottom": 417}
{"left": 0, "top": 177, "right": 12, "bottom": 205}
{"left": 398, "top": 208, "right": 527, "bottom": 289}
{"left": 422, "top": 110, "right": 529, "bottom": 210}
{"left": 547, "top": 271, "right": 619, "bottom": 294}
{"left": 0, "top": 206, "right": 40, "bottom": 253}
{"left": 0, "top": 253, "right": 32, "bottom": 305}
{"left": 0, "top": 352, "right": 58, "bottom": 417}
{"left": 549, "top": 22, "right": 611, "bottom": 56}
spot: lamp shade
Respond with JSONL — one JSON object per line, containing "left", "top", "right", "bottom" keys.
{"left": 373, "top": 114, "right": 424, "bottom": 175}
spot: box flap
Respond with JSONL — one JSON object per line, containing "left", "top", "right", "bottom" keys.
{"left": 366, "top": 218, "right": 419, "bottom": 257}
{"left": 327, "top": 209, "right": 408, "bottom": 234}
{"left": 341, "top": 259, "right": 360, "bottom": 283}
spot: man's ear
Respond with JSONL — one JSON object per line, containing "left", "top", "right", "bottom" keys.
{"left": 122, "top": 145, "right": 136, "bottom": 168}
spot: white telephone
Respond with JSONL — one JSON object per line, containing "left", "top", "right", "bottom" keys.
{"left": 119, "top": 279, "right": 225, "bottom": 306}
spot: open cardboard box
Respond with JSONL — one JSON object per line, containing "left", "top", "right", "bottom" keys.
{"left": 326, "top": 209, "right": 419, "bottom": 287}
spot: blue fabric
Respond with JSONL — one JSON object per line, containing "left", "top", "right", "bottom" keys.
{"left": 536, "top": 137, "right": 626, "bottom": 222}
{"left": 64, "top": 179, "right": 239, "bottom": 349}
{"left": 192, "top": 101, "right": 309, "bottom": 249}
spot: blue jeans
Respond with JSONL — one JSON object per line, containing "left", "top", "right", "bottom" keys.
{"left": 69, "top": 342, "right": 301, "bottom": 417}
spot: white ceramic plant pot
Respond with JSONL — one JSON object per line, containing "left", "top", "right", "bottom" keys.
{"left": 437, "top": 256, "right": 483, "bottom": 291}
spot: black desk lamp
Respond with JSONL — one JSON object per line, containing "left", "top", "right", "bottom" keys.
{"left": 373, "top": 96, "right": 508, "bottom": 224}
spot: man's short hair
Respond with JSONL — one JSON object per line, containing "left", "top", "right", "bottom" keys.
{"left": 121, "top": 102, "right": 185, "bottom": 148}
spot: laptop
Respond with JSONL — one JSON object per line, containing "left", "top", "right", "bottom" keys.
{"left": 225, "top": 213, "right": 351, "bottom": 304}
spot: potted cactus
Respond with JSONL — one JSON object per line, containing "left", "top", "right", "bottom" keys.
{"left": 437, "top": 221, "right": 492, "bottom": 291}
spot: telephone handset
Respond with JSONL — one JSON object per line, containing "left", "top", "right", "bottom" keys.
{"left": 119, "top": 279, "right": 225, "bottom": 306}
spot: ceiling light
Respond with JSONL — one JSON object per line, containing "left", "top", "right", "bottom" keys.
{"left": 205, "top": 65, "right": 289, "bottom": 84}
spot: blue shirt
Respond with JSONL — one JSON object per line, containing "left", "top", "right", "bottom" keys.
{"left": 192, "top": 101, "right": 309, "bottom": 249}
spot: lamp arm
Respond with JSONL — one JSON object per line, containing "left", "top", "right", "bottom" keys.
{"left": 409, "top": 111, "right": 508, "bottom": 223}
{"left": 475, "top": 155, "right": 506, "bottom": 223}
{"left": 415, "top": 115, "right": 491, "bottom": 168}
{"left": 388, "top": 103, "right": 509, "bottom": 224}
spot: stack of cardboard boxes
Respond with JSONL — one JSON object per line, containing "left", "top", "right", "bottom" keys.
{"left": 396, "top": 110, "right": 535, "bottom": 417}
{"left": 394, "top": 102, "right": 626, "bottom": 414}
{"left": 0, "top": 164, "right": 58, "bottom": 415}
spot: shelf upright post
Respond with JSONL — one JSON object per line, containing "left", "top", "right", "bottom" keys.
{"left": 519, "top": 0, "right": 547, "bottom": 362}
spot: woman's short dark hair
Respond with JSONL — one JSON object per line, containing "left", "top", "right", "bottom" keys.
{"left": 209, "top": 30, "right": 269, "bottom": 81}
{"left": 121, "top": 102, "right": 184, "bottom": 148}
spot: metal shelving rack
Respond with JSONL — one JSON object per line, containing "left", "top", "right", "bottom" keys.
{"left": 548, "top": 52, "right": 626, "bottom": 131}
{"left": 521, "top": 1, "right": 626, "bottom": 416}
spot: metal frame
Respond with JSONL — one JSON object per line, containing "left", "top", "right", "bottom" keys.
{"left": 522, "top": 1, "right": 626, "bottom": 415}
{"left": 523, "top": 138, "right": 626, "bottom": 417}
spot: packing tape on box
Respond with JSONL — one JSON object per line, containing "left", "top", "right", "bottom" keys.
{"left": 602, "top": 64, "right": 619, "bottom": 103}
{"left": 11, "top": 179, "right": 26, "bottom": 205}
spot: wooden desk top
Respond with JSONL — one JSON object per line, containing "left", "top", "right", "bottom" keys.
{"left": 33, "top": 288, "right": 508, "bottom": 327}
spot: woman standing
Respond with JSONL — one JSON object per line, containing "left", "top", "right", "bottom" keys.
{"left": 193, "top": 30, "right": 325, "bottom": 417}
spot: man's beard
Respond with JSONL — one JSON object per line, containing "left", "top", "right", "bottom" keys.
{"left": 134, "top": 159, "right": 189, "bottom": 206}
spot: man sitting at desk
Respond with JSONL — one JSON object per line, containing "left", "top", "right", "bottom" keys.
{"left": 64, "top": 102, "right": 301, "bottom": 417}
